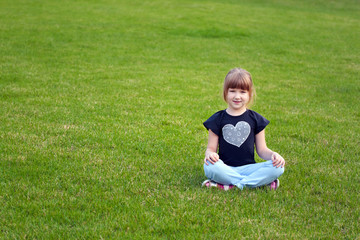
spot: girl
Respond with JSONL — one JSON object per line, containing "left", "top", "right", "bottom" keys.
{"left": 202, "top": 68, "right": 285, "bottom": 191}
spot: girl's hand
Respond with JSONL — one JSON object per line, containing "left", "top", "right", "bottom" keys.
{"left": 271, "top": 152, "right": 285, "bottom": 168}
{"left": 204, "top": 151, "right": 219, "bottom": 165}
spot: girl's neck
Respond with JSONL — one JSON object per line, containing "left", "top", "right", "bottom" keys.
{"left": 226, "top": 107, "right": 247, "bottom": 116}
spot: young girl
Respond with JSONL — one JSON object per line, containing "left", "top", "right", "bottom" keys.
{"left": 202, "top": 68, "right": 285, "bottom": 191}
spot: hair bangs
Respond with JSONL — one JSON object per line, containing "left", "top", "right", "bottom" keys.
{"left": 226, "top": 76, "right": 251, "bottom": 91}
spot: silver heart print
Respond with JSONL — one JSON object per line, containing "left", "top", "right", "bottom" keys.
{"left": 222, "top": 121, "right": 251, "bottom": 147}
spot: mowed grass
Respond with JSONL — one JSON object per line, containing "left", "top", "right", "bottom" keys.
{"left": 0, "top": 0, "right": 359, "bottom": 238}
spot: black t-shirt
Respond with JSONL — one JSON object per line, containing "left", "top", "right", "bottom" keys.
{"left": 203, "top": 109, "right": 269, "bottom": 167}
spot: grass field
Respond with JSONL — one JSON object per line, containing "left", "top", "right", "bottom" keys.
{"left": 1, "top": 0, "right": 359, "bottom": 239}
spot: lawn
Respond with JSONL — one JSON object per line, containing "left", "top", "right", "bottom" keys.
{"left": 0, "top": 0, "right": 359, "bottom": 239}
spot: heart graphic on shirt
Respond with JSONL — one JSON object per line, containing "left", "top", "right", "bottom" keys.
{"left": 222, "top": 121, "right": 251, "bottom": 147}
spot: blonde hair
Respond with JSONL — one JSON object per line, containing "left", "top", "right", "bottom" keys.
{"left": 223, "top": 68, "right": 255, "bottom": 106}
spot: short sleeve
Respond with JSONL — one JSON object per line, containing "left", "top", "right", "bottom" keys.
{"left": 203, "top": 110, "right": 223, "bottom": 136}
{"left": 251, "top": 111, "right": 270, "bottom": 134}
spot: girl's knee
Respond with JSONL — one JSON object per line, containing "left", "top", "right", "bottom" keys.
{"left": 266, "top": 160, "right": 284, "bottom": 174}
{"left": 264, "top": 161, "right": 284, "bottom": 178}
{"left": 203, "top": 160, "right": 224, "bottom": 179}
{"left": 273, "top": 165, "right": 285, "bottom": 178}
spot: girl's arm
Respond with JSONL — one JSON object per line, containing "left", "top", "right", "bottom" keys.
{"left": 204, "top": 129, "right": 219, "bottom": 165}
{"left": 255, "top": 130, "right": 285, "bottom": 168}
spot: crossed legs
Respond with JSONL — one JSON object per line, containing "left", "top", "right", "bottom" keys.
{"left": 204, "top": 159, "right": 284, "bottom": 189}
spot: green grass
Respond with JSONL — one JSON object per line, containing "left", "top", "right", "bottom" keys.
{"left": 1, "top": 0, "right": 359, "bottom": 238}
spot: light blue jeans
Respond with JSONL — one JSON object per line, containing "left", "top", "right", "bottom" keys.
{"left": 204, "top": 159, "right": 284, "bottom": 189}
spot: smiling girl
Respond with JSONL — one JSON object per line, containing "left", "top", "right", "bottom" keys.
{"left": 202, "top": 68, "right": 285, "bottom": 191}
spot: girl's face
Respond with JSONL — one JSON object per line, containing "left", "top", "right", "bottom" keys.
{"left": 226, "top": 88, "right": 250, "bottom": 113}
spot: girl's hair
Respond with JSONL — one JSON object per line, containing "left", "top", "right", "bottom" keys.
{"left": 223, "top": 68, "right": 255, "bottom": 106}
